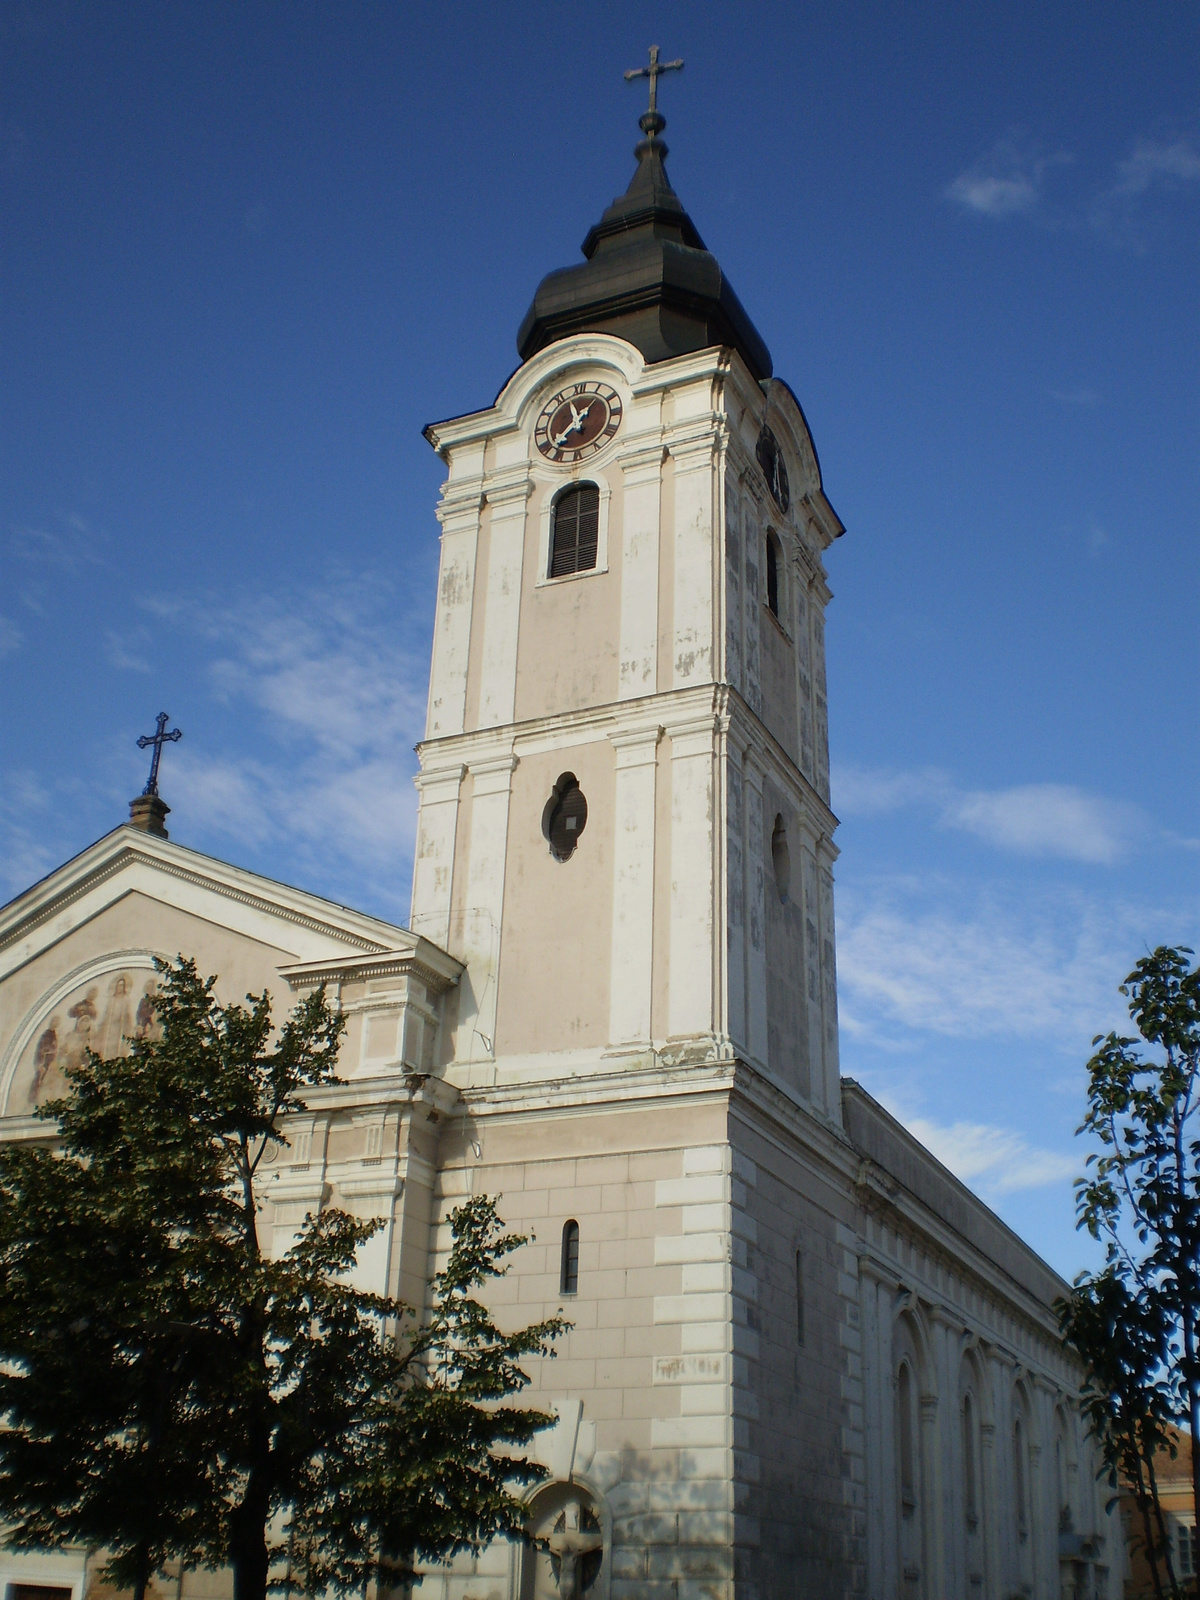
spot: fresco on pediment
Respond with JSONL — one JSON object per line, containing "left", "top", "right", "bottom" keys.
{"left": 12, "top": 968, "right": 161, "bottom": 1111}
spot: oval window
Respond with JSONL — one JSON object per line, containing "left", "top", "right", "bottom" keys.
{"left": 542, "top": 773, "right": 588, "bottom": 862}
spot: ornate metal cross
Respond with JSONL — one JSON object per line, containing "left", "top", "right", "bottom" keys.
{"left": 623, "top": 44, "right": 683, "bottom": 118}
{"left": 136, "top": 711, "right": 182, "bottom": 797}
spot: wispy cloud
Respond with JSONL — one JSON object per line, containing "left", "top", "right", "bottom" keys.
{"left": 837, "top": 877, "right": 1179, "bottom": 1047}
{"left": 1108, "top": 137, "right": 1200, "bottom": 200}
{"left": 10, "top": 514, "right": 105, "bottom": 571}
{"left": 143, "top": 575, "right": 432, "bottom": 919}
{"left": 0, "top": 771, "right": 79, "bottom": 902}
{"left": 944, "top": 135, "right": 1072, "bottom": 218}
{"left": 946, "top": 784, "right": 1139, "bottom": 864}
{"left": 834, "top": 763, "right": 1143, "bottom": 865}
{"left": 947, "top": 130, "right": 1200, "bottom": 246}
{"left": 105, "top": 628, "right": 152, "bottom": 673}
{"left": 1050, "top": 385, "right": 1103, "bottom": 408}
{"left": 896, "top": 1107, "right": 1077, "bottom": 1195}
{"left": 1089, "top": 136, "right": 1200, "bottom": 247}
{"left": 0, "top": 617, "right": 21, "bottom": 657}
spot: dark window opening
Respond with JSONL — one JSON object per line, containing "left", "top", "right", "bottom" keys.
{"left": 795, "top": 1248, "right": 805, "bottom": 1347}
{"left": 550, "top": 483, "right": 600, "bottom": 578}
{"left": 560, "top": 1219, "right": 580, "bottom": 1295}
{"left": 542, "top": 772, "right": 588, "bottom": 862}
{"left": 765, "top": 533, "right": 780, "bottom": 617}
{"left": 772, "top": 814, "right": 790, "bottom": 902}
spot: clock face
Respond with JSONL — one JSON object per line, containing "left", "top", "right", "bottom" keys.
{"left": 535, "top": 382, "right": 623, "bottom": 464}
{"left": 756, "top": 425, "right": 790, "bottom": 513}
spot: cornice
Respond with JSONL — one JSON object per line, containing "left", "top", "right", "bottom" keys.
{"left": 278, "top": 942, "right": 463, "bottom": 995}
{"left": 415, "top": 683, "right": 724, "bottom": 769}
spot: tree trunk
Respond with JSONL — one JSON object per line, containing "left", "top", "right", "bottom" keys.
{"left": 1130, "top": 1444, "right": 1166, "bottom": 1600}
{"left": 132, "top": 1541, "right": 151, "bottom": 1600}
{"left": 1147, "top": 1441, "right": 1180, "bottom": 1597}
{"left": 229, "top": 1474, "right": 271, "bottom": 1600}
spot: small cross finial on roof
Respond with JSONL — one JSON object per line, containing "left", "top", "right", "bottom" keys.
{"left": 136, "top": 711, "right": 182, "bottom": 798}
{"left": 624, "top": 44, "right": 683, "bottom": 138}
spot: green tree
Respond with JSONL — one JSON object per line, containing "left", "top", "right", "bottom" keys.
{"left": 1059, "top": 945, "right": 1200, "bottom": 1597}
{"left": 0, "top": 958, "right": 567, "bottom": 1600}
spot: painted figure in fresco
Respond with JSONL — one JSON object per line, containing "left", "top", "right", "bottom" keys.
{"left": 135, "top": 982, "right": 157, "bottom": 1038}
{"left": 99, "top": 973, "right": 132, "bottom": 1059}
{"left": 28, "top": 1019, "right": 60, "bottom": 1104}
{"left": 18, "top": 971, "right": 160, "bottom": 1112}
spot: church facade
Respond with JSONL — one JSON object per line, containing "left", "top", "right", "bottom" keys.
{"left": 0, "top": 80, "right": 1120, "bottom": 1600}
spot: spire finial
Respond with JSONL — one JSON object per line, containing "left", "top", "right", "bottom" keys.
{"left": 623, "top": 44, "right": 683, "bottom": 143}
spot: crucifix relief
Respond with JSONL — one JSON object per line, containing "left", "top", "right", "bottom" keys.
{"left": 522, "top": 1485, "right": 603, "bottom": 1600}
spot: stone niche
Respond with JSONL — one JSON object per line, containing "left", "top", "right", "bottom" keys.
{"left": 278, "top": 938, "right": 462, "bottom": 1082}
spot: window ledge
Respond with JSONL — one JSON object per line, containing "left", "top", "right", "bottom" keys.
{"left": 535, "top": 563, "right": 609, "bottom": 590}
{"left": 762, "top": 600, "right": 794, "bottom": 643}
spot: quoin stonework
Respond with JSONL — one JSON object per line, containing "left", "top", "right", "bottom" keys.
{"left": 0, "top": 65, "right": 1122, "bottom": 1600}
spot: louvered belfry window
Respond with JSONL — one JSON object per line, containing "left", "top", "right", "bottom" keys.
{"left": 550, "top": 483, "right": 600, "bottom": 577}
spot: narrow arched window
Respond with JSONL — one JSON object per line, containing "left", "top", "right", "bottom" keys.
{"left": 898, "top": 1360, "right": 917, "bottom": 1512}
{"left": 560, "top": 1219, "right": 580, "bottom": 1295}
{"left": 1014, "top": 1416, "right": 1028, "bottom": 1538}
{"left": 795, "top": 1249, "right": 805, "bottom": 1347}
{"left": 765, "top": 531, "right": 780, "bottom": 617}
{"left": 772, "top": 814, "right": 790, "bottom": 902}
{"left": 550, "top": 483, "right": 599, "bottom": 577}
{"left": 962, "top": 1393, "right": 978, "bottom": 1525}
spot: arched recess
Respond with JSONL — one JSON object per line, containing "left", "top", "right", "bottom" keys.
{"left": 893, "top": 1305, "right": 934, "bottom": 1599}
{"left": 1011, "top": 1380, "right": 1037, "bottom": 1594}
{"left": 958, "top": 1343, "right": 988, "bottom": 1593}
{"left": 516, "top": 1476, "right": 611, "bottom": 1600}
{"left": 1053, "top": 1400, "right": 1077, "bottom": 1532}
{"left": 0, "top": 948, "right": 164, "bottom": 1115}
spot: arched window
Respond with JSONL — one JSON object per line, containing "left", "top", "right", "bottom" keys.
{"left": 962, "top": 1392, "right": 978, "bottom": 1526}
{"left": 795, "top": 1248, "right": 805, "bottom": 1347}
{"left": 560, "top": 1219, "right": 580, "bottom": 1295}
{"left": 1013, "top": 1416, "right": 1028, "bottom": 1539}
{"left": 765, "top": 531, "right": 781, "bottom": 617}
{"left": 771, "top": 814, "right": 790, "bottom": 902}
{"left": 550, "top": 483, "right": 600, "bottom": 578}
{"left": 898, "top": 1360, "right": 917, "bottom": 1514}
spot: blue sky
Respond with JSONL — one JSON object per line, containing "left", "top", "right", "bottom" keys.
{"left": 1, "top": 1, "right": 1197, "bottom": 1278}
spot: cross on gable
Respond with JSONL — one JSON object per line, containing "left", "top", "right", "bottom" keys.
{"left": 136, "top": 711, "right": 182, "bottom": 797}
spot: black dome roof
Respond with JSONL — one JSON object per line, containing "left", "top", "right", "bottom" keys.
{"left": 517, "top": 115, "right": 772, "bottom": 382}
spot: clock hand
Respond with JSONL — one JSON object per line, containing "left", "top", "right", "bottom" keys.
{"left": 551, "top": 401, "right": 596, "bottom": 448}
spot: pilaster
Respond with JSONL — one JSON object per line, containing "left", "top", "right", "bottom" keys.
{"left": 607, "top": 724, "right": 661, "bottom": 1046}
{"left": 666, "top": 711, "right": 718, "bottom": 1041}
{"left": 427, "top": 476, "right": 484, "bottom": 737}
{"left": 617, "top": 440, "right": 664, "bottom": 699}
{"left": 742, "top": 748, "right": 768, "bottom": 1069}
{"left": 477, "top": 473, "right": 533, "bottom": 728}
{"left": 669, "top": 429, "right": 719, "bottom": 689}
{"left": 410, "top": 763, "right": 466, "bottom": 946}
{"left": 456, "top": 753, "right": 518, "bottom": 1064}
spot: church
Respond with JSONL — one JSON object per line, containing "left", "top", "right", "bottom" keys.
{"left": 0, "top": 56, "right": 1121, "bottom": 1600}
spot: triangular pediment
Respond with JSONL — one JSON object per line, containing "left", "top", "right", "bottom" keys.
{"left": 0, "top": 826, "right": 459, "bottom": 1121}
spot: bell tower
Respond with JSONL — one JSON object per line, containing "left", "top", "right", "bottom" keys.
{"left": 409, "top": 84, "right": 844, "bottom": 1117}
